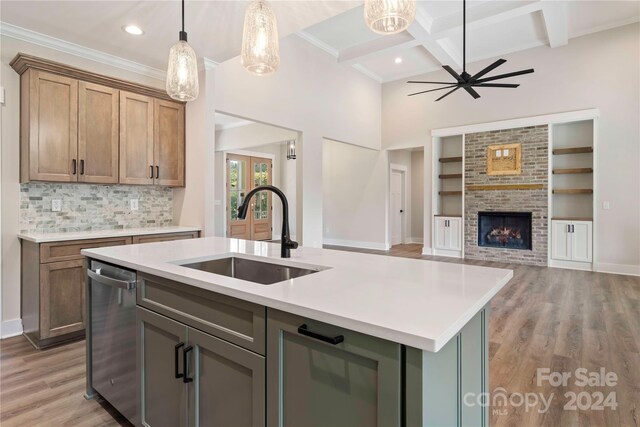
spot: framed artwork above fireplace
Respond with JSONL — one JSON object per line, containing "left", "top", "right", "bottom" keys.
{"left": 487, "top": 143, "right": 522, "bottom": 175}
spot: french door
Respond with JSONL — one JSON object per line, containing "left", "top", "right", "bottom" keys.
{"left": 226, "top": 154, "right": 273, "bottom": 241}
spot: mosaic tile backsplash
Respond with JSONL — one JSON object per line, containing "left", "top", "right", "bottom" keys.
{"left": 20, "top": 183, "right": 173, "bottom": 233}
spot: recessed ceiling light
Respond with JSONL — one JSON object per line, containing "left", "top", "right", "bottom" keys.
{"left": 394, "top": 57, "right": 403, "bottom": 64}
{"left": 122, "top": 25, "right": 144, "bottom": 36}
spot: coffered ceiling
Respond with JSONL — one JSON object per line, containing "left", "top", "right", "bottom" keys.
{"left": 0, "top": 0, "right": 359, "bottom": 70}
{"left": 300, "top": 0, "right": 640, "bottom": 82}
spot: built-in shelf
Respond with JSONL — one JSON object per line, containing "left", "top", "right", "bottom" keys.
{"left": 439, "top": 191, "right": 463, "bottom": 196}
{"left": 439, "top": 173, "right": 463, "bottom": 179}
{"left": 552, "top": 146, "right": 593, "bottom": 155}
{"left": 552, "top": 189, "right": 593, "bottom": 194}
{"left": 552, "top": 168, "right": 593, "bottom": 175}
{"left": 552, "top": 217, "right": 593, "bottom": 221}
{"left": 434, "top": 214, "right": 462, "bottom": 217}
{"left": 466, "top": 184, "right": 544, "bottom": 191}
{"left": 439, "top": 157, "right": 463, "bottom": 163}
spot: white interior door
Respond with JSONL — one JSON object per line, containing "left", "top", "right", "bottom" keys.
{"left": 390, "top": 171, "right": 403, "bottom": 246}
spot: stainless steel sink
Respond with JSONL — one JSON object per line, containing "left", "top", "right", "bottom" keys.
{"left": 179, "top": 256, "right": 322, "bottom": 285}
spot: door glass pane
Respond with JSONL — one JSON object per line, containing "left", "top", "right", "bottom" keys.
{"left": 229, "top": 159, "right": 247, "bottom": 222}
{"left": 261, "top": 163, "right": 268, "bottom": 185}
{"left": 261, "top": 192, "right": 268, "bottom": 219}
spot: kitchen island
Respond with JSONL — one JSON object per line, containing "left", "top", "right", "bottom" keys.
{"left": 82, "top": 236, "right": 513, "bottom": 427}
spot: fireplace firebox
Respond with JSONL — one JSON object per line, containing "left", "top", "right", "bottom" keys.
{"left": 478, "top": 211, "right": 532, "bottom": 250}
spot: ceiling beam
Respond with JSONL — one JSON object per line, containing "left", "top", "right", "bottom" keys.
{"left": 337, "top": 32, "right": 420, "bottom": 65}
{"left": 541, "top": 1, "right": 569, "bottom": 48}
{"left": 406, "top": 12, "right": 462, "bottom": 69}
{"left": 430, "top": 1, "right": 543, "bottom": 38}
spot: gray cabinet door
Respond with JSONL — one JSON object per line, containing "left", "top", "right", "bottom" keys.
{"left": 266, "top": 309, "right": 401, "bottom": 427}
{"left": 137, "top": 307, "right": 188, "bottom": 427}
{"left": 187, "top": 328, "right": 265, "bottom": 427}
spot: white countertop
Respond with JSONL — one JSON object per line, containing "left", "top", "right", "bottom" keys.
{"left": 18, "top": 226, "right": 201, "bottom": 243}
{"left": 82, "top": 237, "right": 513, "bottom": 352}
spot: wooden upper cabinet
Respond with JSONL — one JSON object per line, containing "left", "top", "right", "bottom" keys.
{"left": 23, "top": 70, "right": 78, "bottom": 182}
{"left": 154, "top": 100, "right": 185, "bottom": 187}
{"left": 119, "top": 91, "right": 154, "bottom": 185}
{"left": 78, "top": 82, "right": 119, "bottom": 183}
{"left": 13, "top": 55, "right": 186, "bottom": 187}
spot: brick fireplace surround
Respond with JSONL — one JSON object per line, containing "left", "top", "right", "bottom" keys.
{"left": 464, "top": 125, "right": 549, "bottom": 266}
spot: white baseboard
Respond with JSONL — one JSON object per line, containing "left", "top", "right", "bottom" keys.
{"left": 406, "top": 237, "right": 424, "bottom": 244}
{"left": 1, "top": 319, "right": 23, "bottom": 339}
{"left": 594, "top": 262, "right": 640, "bottom": 277}
{"left": 549, "top": 259, "right": 593, "bottom": 271}
{"left": 433, "top": 248, "right": 463, "bottom": 258}
{"left": 323, "top": 238, "right": 388, "bottom": 251}
{"left": 422, "top": 247, "right": 433, "bottom": 255}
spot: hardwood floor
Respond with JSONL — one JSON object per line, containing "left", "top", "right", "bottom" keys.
{"left": 1, "top": 244, "right": 638, "bottom": 426}
{"left": 0, "top": 336, "right": 130, "bottom": 427}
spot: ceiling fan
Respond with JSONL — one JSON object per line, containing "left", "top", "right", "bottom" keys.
{"left": 407, "top": 0, "right": 534, "bottom": 101}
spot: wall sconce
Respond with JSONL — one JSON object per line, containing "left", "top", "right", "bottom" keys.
{"left": 287, "top": 140, "right": 296, "bottom": 160}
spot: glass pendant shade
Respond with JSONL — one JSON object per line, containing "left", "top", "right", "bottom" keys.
{"left": 241, "top": 0, "right": 280, "bottom": 76}
{"left": 364, "top": 0, "right": 416, "bottom": 35}
{"left": 286, "top": 140, "right": 296, "bottom": 160}
{"left": 166, "top": 36, "right": 199, "bottom": 101}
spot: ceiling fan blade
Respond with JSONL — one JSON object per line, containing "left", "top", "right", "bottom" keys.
{"left": 443, "top": 65, "right": 465, "bottom": 83}
{"left": 470, "top": 59, "right": 506, "bottom": 81}
{"left": 475, "top": 68, "right": 534, "bottom": 83}
{"left": 407, "top": 81, "right": 458, "bottom": 85}
{"left": 436, "top": 87, "right": 461, "bottom": 101}
{"left": 408, "top": 85, "right": 459, "bottom": 97}
{"left": 464, "top": 86, "right": 481, "bottom": 99}
{"left": 473, "top": 83, "right": 520, "bottom": 88}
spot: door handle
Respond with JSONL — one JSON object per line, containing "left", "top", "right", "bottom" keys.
{"left": 80, "top": 159, "right": 85, "bottom": 175}
{"left": 175, "top": 342, "right": 184, "bottom": 379}
{"left": 571, "top": 225, "right": 575, "bottom": 233}
{"left": 183, "top": 345, "right": 193, "bottom": 383}
{"left": 298, "top": 324, "right": 344, "bottom": 345}
{"left": 150, "top": 165, "right": 154, "bottom": 179}
{"left": 400, "top": 210, "right": 404, "bottom": 213}
{"left": 156, "top": 166, "right": 159, "bottom": 179}
{"left": 72, "top": 159, "right": 77, "bottom": 175}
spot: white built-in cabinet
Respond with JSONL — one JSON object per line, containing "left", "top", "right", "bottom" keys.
{"left": 551, "top": 220, "right": 593, "bottom": 263}
{"left": 434, "top": 216, "right": 462, "bottom": 253}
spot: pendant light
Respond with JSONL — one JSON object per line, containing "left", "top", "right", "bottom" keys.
{"left": 241, "top": 0, "right": 280, "bottom": 76}
{"left": 364, "top": 0, "right": 416, "bottom": 35}
{"left": 166, "top": 0, "right": 199, "bottom": 101}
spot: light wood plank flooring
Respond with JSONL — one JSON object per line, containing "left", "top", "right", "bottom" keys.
{"left": 1, "top": 244, "right": 638, "bottom": 426}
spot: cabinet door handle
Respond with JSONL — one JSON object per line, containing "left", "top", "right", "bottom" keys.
{"left": 571, "top": 225, "right": 575, "bottom": 233}
{"left": 72, "top": 159, "right": 77, "bottom": 175}
{"left": 175, "top": 342, "right": 184, "bottom": 379}
{"left": 156, "top": 166, "right": 159, "bottom": 180}
{"left": 298, "top": 324, "right": 344, "bottom": 345}
{"left": 183, "top": 345, "right": 193, "bottom": 383}
{"left": 150, "top": 165, "right": 154, "bottom": 179}
{"left": 80, "top": 159, "right": 85, "bottom": 175}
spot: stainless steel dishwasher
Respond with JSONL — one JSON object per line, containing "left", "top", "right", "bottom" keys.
{"left": 86, "top": 260, "right": 137, "bottom": 424}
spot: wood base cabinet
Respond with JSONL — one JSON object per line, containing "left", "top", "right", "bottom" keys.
{"left": 137, "top": 307, "right": 265, "bottom": 427}
{"left": 266, "top": 309, "right": 402, "bottom": 427}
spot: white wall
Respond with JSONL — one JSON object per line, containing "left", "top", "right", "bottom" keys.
{"left": 323, "top": 139, "right": 388, "bottom": 250}
{"left": 383, "top": 23, "right": 640, "bottom": 272}
{"left": 411, "top": 150, "right": 424, "bottom": 243}
{"left": 214, "top": 33, "right": 381, "bottom": 246}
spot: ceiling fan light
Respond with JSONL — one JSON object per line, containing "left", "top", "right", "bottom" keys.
{"left": 241, "top": 0, "right": 280, "bottom": 76}
{"left": 364, "top": 0, "right": 416, "bottom": 35}
{"left": 166, "top": 37, "right": 199, "bottom": 101}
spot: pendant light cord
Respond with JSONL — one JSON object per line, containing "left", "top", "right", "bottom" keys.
{"left": 179, "top": 0, "right": 187, "bottom": 41}
{"left": 463, "top": 0, "right": 466, "bottom": 73}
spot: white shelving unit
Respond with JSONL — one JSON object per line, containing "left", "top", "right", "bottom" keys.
{"left": 431, "top": 135, "right": 464, "bottom": 258}
{"left": 549, "top": 118, "right": 597, "bottom": 270}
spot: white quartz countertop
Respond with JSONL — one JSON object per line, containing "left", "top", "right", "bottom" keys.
{"left": 18, "top": 226, "right": 201, "bottom": 243}
{"left": 82, "top": 237, "right": 513, "bottom": 352}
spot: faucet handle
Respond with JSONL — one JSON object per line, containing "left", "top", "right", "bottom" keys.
{"left": 286, "top": 239, "right": 298, "bottom": 249}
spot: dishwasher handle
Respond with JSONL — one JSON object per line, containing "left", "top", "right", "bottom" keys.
{"left": 88, "top": 269, "right": 136, "bottom": 290}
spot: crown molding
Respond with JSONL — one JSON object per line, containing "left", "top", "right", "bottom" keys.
{"left": 351, "top": 64, "right": 382, "bottom": 83}
{"left": 202, "top": 57, "right": 219, "bottom": 71}
{"left": 0, "top": 21, "right": 166, "bottom": 80}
